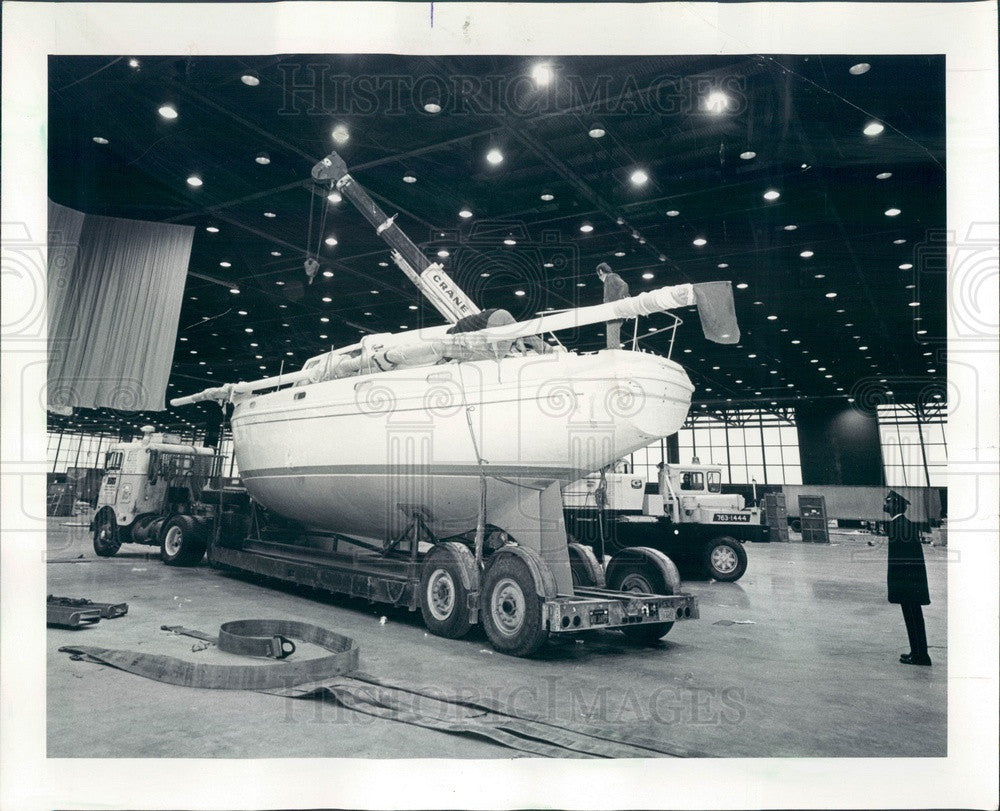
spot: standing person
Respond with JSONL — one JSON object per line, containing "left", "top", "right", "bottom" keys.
{"left": 596, "top": 262, "right": 629, "bottom": 350}
{"left": 884, "top": 490, "right": 932, "bottom": 666}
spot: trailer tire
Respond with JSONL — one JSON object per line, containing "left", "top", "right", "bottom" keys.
{"left": 159, "top": 515, "right": 207, "bottom": 566}
{"left": 703, "top": 536, "right": 747, "bottom": 582}
{"left": 419, "top": 542, "right": 476, "bottom": 639}
{"left": 567, "top": 542, "right": 605, "bottom": 589}
{"left": 606, "top": 547, "right": 679, "bottom": 644}
{"left": 93, "top": 508, "right": 122, "bottom": 558}
{"left": 480, "top": 550, "right": 548, "bottom": 657}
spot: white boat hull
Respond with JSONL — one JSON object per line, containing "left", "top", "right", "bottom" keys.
{"left": 231, "top": 349, "right": 693, "bottom": 542}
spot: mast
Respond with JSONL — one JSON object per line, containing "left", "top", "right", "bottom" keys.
{"left": 312, "top": 152, "right": 479, "bottom": 324}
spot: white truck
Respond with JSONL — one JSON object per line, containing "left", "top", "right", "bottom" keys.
{"left": 563, "top": 460, "right": 768, "bottom": 582}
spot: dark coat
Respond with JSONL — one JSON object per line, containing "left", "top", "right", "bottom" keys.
{"left": 602, "top": 272, "right": 629, "bottom": 303}
{"left": 886, "top": 514, "right": 930, "bottom": 605}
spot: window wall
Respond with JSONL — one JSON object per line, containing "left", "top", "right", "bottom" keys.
{"left": 48, "top": 431, "right": 112, "bottom": 474}
{"left": 877, "top": 402, "right": 947, "bottom": 487}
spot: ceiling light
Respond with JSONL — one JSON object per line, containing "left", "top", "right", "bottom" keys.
{"left": 92, "top": 136, "right": 109, "bottom": 145}
{"left": 893, "top": 238, "right": 907, "bottom": 245}
{"left": 503, "top": 238, "right": 517, "bottom": 246}
{"left": 205, "top": 226, "right": 219, "bottom": 233}
{"left": 927, "top": 368, "right": 936, "bottom": 374}
{"left": 322, "top": 296, "right": 332, "bottom": 303}
{"left": 614, "top": 251, "right": 626, "bottom": 257}
{"left": 255, "top": 152, "right": 271, "bottom": 165}
{"left": 740, "top": 150, "right": 756, "bottom": 160}
{"left": 128, "top": 58, "right": 141, "bottom": 69}
{"left": 263, "top": 211, "right": 276, "bottom": 218}
{"left": 576, "top": 282, "right": 586, "bottom": 287}
{"left": 859, "top": 345, "right": 868, "bottom": 351}
{"left": 665, "top": 210, "right": 680, "bottom": 218}
{"left": 240, "top": 72, "right": 260, "bottom": 86}
{"left": 885, "top": 208, "right": 901, "bottom": 217}
{"left": 437, "top": 249, "right": 450, "bottom": 258}
{"left": 378, "top": 261, "right": 388, "bottom": 267}
{"left": 219, "top": 261, "right": 231, "bottom": 268}
{"left": 754, "top": 300, "right": 764, "bottom": 305}
{"left": 480, "top": 273, "right": 490, "bottom": 278}
{"left": 186, "top": 175, "right": 203, "bottom": 187}
{"left": 543, "top": 262, "right": 554, "bottom": 268}
{"left": 275, "top": 281, "right": 285, "bottom": 286}
{"left": 331, "top": 124, "right": 350, "bottom": 144}
{"left": 863, "top": 121, "right": 885, "bottom": 136}
{"left": 642, "top": 273, "right": 654, "bottom": 280}
{"left": 423, "top": 101, "right": 442, "bottom": 114}
{"left": 767, "top": 315, "right": 778, "bottom": 321}
{"left": 692, "top": 237, "right": 707, "bottom": 247}
{"left": 325, "top": 236, "right": 338, "bottom": 246}
{"left": 916, "top": 329, "right": 927, "bottom": 335}
{"left": 825, "top": 292, "right": 838, "bottom": 298}
{"left": 908, "top": 301, "right": 921, "bottom": 307}
{"left": 849, "top": 63, "right": 871, "bottom": 76}
{"left": 630, "top": 169, "right": 649, "bottom": 186}
{"left": 229, "top": 288, "right": 240, "bottom": 295}
{"left": 322, "top": 270, "right": 334, "bottom": 278}
{"left": 327, "top": 191, "right": 342, "bottom": 204}
{"left": 486, "top": 149, "right": 504, "bottom": 165}
{"left": 540, "top": 192, "right": 554, "bottom": 201}
{"left": 588, "top": 124, "right": 606, "bottom": 138}
{"left": 514, "top": 290, "right": 526, "bottom": 297}
{"left": 531, "top": 62, "right": 555, "bottom": 87}
{"left": 717, "top": 263, "right": 729, "bottom": 269}
{"left": 736, "top": 283, "right": 748, "bottom": 290}
{"left": 763, "top": 189, "right": 781, "bottom": 201}
{"left": 158, "top": 104, "right": 178, "bottom": 120}
{"left": 791, "top": 339, "right": 801, "bottom": 345}
{"left": 408, "top": 304, "right": 418, "bottom": 310}
{"left": 703, "top": 90, "right": 730, "bottom": 114}
{"left": 579, "top": 223, "right": 594, "bottom": 233}
{"left": 814, "top": 273, "right": 826, "bottom": 279}
{"left": 270, "top": 250, "right": 282, "bottom": 257}
{"left": 800, "top": 250, "right": 814, "bottom": 258}
{"left": 876, "top": 171, "right": 892, "bottom": 180}
{"left": 459, "top": 209, "right": 473, "bottom": 219}
{"left": 371, "top": 290, "right": 380, "bottom": 294}
{"left": 403, "top": 175, "right": 416, "bottom": 183}
{"left": 320, "top": 317, "right": 329, "bottom": 323}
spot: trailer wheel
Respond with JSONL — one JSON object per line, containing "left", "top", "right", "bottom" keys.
{"left": 159, "top": 515, "right": 207, "bottom": 566}
{"left": 703, "top": 536, "right": 747, "bottom": 582}
{"left": 480, "top": 551, "right": 548, "bottom": 657}
{"left": 606, "top": 547, "right": 680, "bottom": 644}
{"left": 93, "top": 508, "right": 122, "bottom": 557}
{"left": 419, "top": 542, "right": 476, "bottom": 639}
{"left": 567, "top": 542, "right": 605, "bottom": 589}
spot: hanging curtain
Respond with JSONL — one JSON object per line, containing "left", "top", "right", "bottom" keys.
{"left": 48, "top": 200, "right": 194, "bottom": 412}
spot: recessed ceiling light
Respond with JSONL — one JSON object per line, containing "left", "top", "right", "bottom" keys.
{"left": 859, "top": 345, "right": 868, "bottom": 350}
{"left": 905, "top": 284, "right": 916, "bottom": 290}
{"left": 927, "top": 368, "right": 936, "bottom": 374}
{"left": 240, "top": 72, "right": 260, "bottom": 86}
{"left": 255, "top": 152, "right": 271, "bottom": 165}
{"left": 92, "top": 136, "right": 109, "bottom": 145}
{"left": 692, "top": 237, "right": 707, "bottom": 247}
{"left": 320, "top": 317, "right": 330, "bottom": 323}
{"left": 327, "top": 191, "right": 342, "bottom": 204}
{"left": 753, "top": 300, "right": 763, "bottom": 305}
{"left": 458, "top": 209, "right": 473, "bottom": 219}
{"left": 514, "top": 289, "right": 526, "bottom": 297}
{"left": 205, "top": 226, "right": 219, "bottom": 233}
{"left": 876, "top": 171, "right": 892, "bottom": 180}
{"left": 814, "top": 273, "right": 826, "bottom": 279}
{"left": 321, "top": 296, "right": 332, "bottom": 303}
{"left": 767, "top": 315, "right": 778, "bottom": 321}
{"left": 275, "top": 281, "right": 285, "bottom": 286}
{"left": 579, "top": 223, "right": 594, "bottom": 233}
{"left": 665, "top": 210, "right": 680, "bottom": 218}
{"left": 791, "top": 339, "right": 801, "bottom": 345}
{"left": 503, "top": 238, "right": 517, "bottom": 246}
{"left": 763, "top": 189, "right": 781, "bottom": 201}
{"left": 219, "top": 261, "right": 231, "bottom": 268}
{"left": 740, "top": 150, "right": 756, "bottom": 160}
{"left": 543, "top": 262, "right": 554, "bottom": 268}
{"left": 403, "top": 174, "right": 416, "bottom": 183}
{"left": 378, "top": 261, "right": 388, "bottom": 267}
{"left": 158, "top": 104, "right": 178, "bottom": 120}
{"left": 899, "top": 263, "right": 913, "bottom": 270}
{"left": 908, "top": 301, "right": 921, "bottom": 307}
{"left": 186, "top": 175, "right": 203, "bottom": 187}
{"left": 128, "top": 58, "right": 141, "bottom": 69}
{"left": 322, "top": 270, "right": 334, "bottom": 278}
{"left": 800, "top": 250, "right": 814, "bottom": 258}
{"left": 331, "top": 124, "right": 350, "bottom": 144}
{"left": 703, "top": 90, "right": 730, "bottom": 114}
{"left": 237, "top": 310, "right": 248, "bottom": 316}
{"left": 576, "top": 282, "right": 586, "bottom": 288}
{"left": 408, "top": 304, "right": 418, "bottom": 310}
{"left": 325, "top": 236, "right": 338, "bottom": 246}
{"left": 893, "top": 238, "right": 907, "bottom": 245}
{"left": 263, "top": 211, "right": 276, "bottom": 218}
{"left": 630, "top": 169, "right": 649, "bottom": 186}
{"left": 423, "top": 101, "right": 442, "bottom": 114}
{"left": 540, "top": 192, "right": 554, "bottom": 201}
{"left": 229, "top": 288, "right": 240, "bottom": 295}
{"left": 614, "top": 251, "right": 626, "bottom": 258}
{"left": 717, "top": 263, "right": 729, "bottom": 269}
{"left": 642, "top": 272, "right": 654, "bottom": 280}
{"left": 849, "top": 63, "right": 871, "bottom": 76}
{"left": 486, "top": 148, "right": 504, "bottom": 165}
{"left": 531, "top": 62, "right": 555, "bottom": 87}
{"left": 270, "top": 250, "right": 282, "bottom": 257}
{"left": 825, "top": 292, "right": 838, "bottom": 298}
{"left": 916, "top": 329, "right": 928, "bottom": 335}
{"left": 371, "top": 290, "right": 380, "bottom": 294}
{"left": 736, "top": 283, "right": 748, "bottom": 290}
{"left": 783, "top": 224, "right": 798, "bottom": 231}
{"left": 437, "top": 249, "right": 450, "bottom": 258}
{"left": 884, "top": 208, "right": 901, "bottom": 217}
{"left": 480, "top": 272, "right": 490, "bottom": 278}
{"left": 863, "top": 121, "right": 885, "bottom": 136}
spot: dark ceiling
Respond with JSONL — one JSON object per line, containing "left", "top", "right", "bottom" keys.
{"left": 47, "top": 53, "right": 946, "bottom": 438}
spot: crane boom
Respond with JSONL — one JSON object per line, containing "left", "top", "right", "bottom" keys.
{"left": 312, "top": 151, "right": 479, "bottom": 324}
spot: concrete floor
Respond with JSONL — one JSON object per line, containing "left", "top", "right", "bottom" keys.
{"left": 47, "top": 516, "right": 947, "bottom": 758}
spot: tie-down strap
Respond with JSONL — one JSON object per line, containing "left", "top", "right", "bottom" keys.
{"left": 59, "top": 619, "right": 359, "bottom": 691}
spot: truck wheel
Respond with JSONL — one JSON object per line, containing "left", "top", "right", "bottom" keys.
{"left": 480, "top": 551, "right": 548, "bottom": 657}
{"left": 419, "top": 542, "right": 476, "bottom": 639}
{"left": 159, "top": 515, "right": 206, "bottom": 566}
{"left": 92, "top": 508, "right": 122, "bottom": 557}
{"left": 703, "top": 536, "right": 747, "bottom": 582}
{"left": 567, "top": 542, "right": 605, "bottom": 589}
{"left": 606, "top": 547, "right": 680, "bottom": 643}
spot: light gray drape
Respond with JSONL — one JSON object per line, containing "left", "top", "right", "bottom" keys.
{"left": 48, "top": 200, "right": 194, "bottom": 412}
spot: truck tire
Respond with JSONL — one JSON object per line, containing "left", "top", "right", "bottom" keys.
{"left": 480, "top": 550, "right": 548, "bottom": 657}
{"left": 159, "top": 515, "right": 207, "bottom": 566}
{"left": 606, "top": 547, "right": 680, "bottom": 644}
{"left": 419, "top": 542, "right": 476, "bottom": 639}
{"left": 567, "top": 542, "right": 605, "bottom": 589}
{"left": 703, "top": 536, "right": 747, "bottom": 582}
{"left": 92, "top": 508, "right": 122, "bottom": 558}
